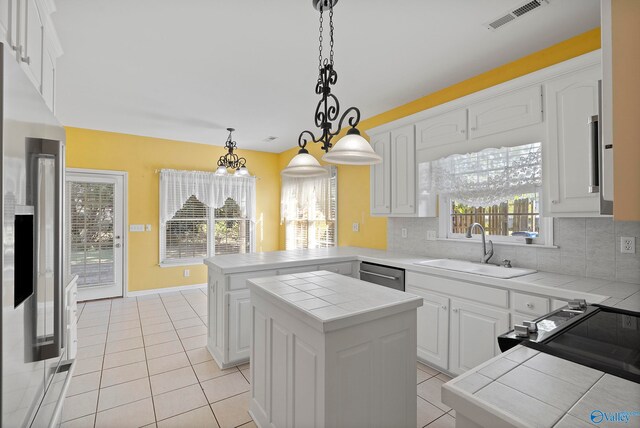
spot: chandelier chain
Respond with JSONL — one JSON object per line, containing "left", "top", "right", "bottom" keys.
{"left": 318, "top": 6, "right": 324, "bottom": 72}
{"left": 329, "top": 4, "right": 334, "bottom": 65}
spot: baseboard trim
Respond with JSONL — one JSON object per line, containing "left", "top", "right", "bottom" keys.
{"left": 126, "top": 283, "right": 207, "bottom": 297}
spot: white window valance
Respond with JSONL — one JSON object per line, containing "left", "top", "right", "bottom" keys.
{"left": 159, "top": 169, "right": 256, "bottom": 226}
{"left": 431, "top": 142, "right": 542, "bottom": 207}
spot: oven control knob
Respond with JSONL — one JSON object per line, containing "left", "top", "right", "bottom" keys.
{"left": 568, "top": 299, "right": 587, "bottom": 310}
{"left": 523, "top": 320, "right": 538, "bottom": 333}
{"left": 514, "top": 324, "right": 530, "bottom": 338}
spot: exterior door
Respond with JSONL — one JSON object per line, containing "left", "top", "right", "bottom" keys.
{"left": 66, "top": 170, "right": 125, "bottom": 301}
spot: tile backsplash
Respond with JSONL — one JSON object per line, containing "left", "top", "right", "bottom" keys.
{"left": 387, "top": 217, "right": 640, "bottom": 284}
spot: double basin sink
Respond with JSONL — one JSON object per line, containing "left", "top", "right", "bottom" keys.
{"left": 413, "top": 259, "right": 536, "bottom": 279}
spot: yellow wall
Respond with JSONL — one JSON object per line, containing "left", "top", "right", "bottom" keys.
{"left": 65, "top": 127, "right": 281, "bottom": 292}
{"left": 278, "top": 28, "right": 602, "bottom": 249}
{"left": 612, "top": 0, "right": 640, "bottom": 220}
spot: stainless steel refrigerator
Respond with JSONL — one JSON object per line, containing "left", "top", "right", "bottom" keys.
{"left": 1, "top": 42, "right": 72, "bottom": 427}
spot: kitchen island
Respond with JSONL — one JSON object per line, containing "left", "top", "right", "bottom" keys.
{"left": 442, "top": 345, "right": 640, "bottom": 428}
{"left": 247, "top": 270, "right": 423, "bottom": 428}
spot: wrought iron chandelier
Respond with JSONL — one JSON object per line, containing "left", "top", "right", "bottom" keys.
{"left": 215, "top": 128, "right": 250, "bottom": 176}
{"left": 281, "top": 0, "right": 382, "bottom": 178}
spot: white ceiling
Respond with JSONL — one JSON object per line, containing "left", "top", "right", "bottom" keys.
{"left": 53, "top": 0, "right": 600, "bottom": 153}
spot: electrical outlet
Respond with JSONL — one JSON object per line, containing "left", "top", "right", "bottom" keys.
{"left": 401, "top": 228, "right": 408, "bottom": 238}
{"left": 146, "top": 224, "right": 152, "bottom": 232}
{"left": 352, "top": 222, "right": 359, "bottom": 232}
{"left": 183, "top": 269, "right": 190, "bottom": 277}
{"left": 621, "top": 237, "right": 636, "bottom": 254}
{"left": 427, "top": 230, "right": 437, "bottom": 241}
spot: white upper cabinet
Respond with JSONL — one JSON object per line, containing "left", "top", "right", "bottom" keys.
{"left": 0, "top": 0, "right": 18, "bottom": 51}
{"left": 544, "top": 65, "right": 601, "bottom": 216}
{"left": 21, "top": 0, "right": 43, "bottom": 89}
{"left": 391, "top": 125, "right": 416, "bottom": 215}
{"left": 370, "top": 132, "right": 392, "bottom": 215}
{"left": 415, "top": 108, "right": 467, "bottom": 150}
{"left": 468, "top": 85, "right": 543, "bottom": 139}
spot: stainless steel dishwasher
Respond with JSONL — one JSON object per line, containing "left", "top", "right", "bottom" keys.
{"left": 359, "top": 262, "right": 405, "bottom": 291}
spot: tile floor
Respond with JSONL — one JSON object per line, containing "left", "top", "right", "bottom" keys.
{"left": 63, "top": 289, "right": 456, "bottom": 428}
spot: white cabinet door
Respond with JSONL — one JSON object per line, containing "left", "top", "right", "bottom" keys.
{"left": 0, "top": 0, "right": 18, "bottom": 52}
{"left": 20, "top": 0, "right": 43, "bottom": 89}
{"left": 449, "top": 299, "right": 509, "bottom": 375}
{"left": 407, "top": 286, "right": 449, "bottom": 370}
{"left": 370, "top": 132, "right": 391, "bottom": 215}
{"left": 544, "top": 66, "right": 600, "bottom": 215}
{"left": 415, "top": 108, "right": 467, "bottom": 151}
{"left": 391, "top": 125, "right": 415, "bottom": 215}
{"left": 468, "top": 85, "right": 542, "bottom": 139}
{"left": 228, "top": 289, "right": 251, "bottom": 362}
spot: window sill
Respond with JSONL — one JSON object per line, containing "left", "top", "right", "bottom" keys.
{"left": 436, "top": 238, "right": 558, "bottom": 249}
{"left": 159, "top": 260, "right": 205, "bottom": 268}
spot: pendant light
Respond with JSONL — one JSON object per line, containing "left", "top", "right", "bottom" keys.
{"left": 281, "top": 0, "right": 381, "bottom": 177}
{"left": 216, "top": 128, "right": 251, "bottom": 176}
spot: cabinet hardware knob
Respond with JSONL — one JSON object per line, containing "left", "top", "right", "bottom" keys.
{"left": 442, "top": 305, "right": 447, "bottom": 310}
{"left": 471, "top": 127, "right": 477, "bottom": 131}
{"left": 460, "top": 130, "right": 466, "bottom": 134}
{"left": 452, "top": 308, "right": 458, "bottom": 313}
{"left": 551, "top": 200, "right": 558, "bottom": 204}
{"left": 526, "top": 303, "right": 534, "bottom": 308}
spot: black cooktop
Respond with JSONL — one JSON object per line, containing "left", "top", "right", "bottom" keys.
{"left": 524, "top": 305, "right": 640, "bottom": 383}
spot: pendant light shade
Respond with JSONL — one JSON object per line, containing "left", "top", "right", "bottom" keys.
{"left": 281, "top": 150, "right": 328, "bottom": 177}
{"left": 215, "top": 165, "right": 229, "bottom": 176}
{"left": 235, "top": 166, "right": 251, "bottom": 177}
{"left": 321, "top": 128, "right": 382, "bottom": 165}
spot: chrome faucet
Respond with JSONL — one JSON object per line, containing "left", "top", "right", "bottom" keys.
{"left": 465, "top": 223, "right": 494, "bottom": 264}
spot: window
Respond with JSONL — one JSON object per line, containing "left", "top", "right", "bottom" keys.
{"left": 432, "top": 143, "right": 547, "bottom": 243}
{"left": 159, "top": 169, "right": 255, "bottom": 264}
{"left": 282, "top": 166, "right": 337, "bottom": 250}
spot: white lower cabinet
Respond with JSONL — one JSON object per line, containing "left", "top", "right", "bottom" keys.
{"left": 407, "top": 286, "right": 449, "bottom": 369}
{"left": 228, "top": 290, "right": 251, "bottom": 362}
{"left": 449, "top": 299, "right": 510, "bottom": 376}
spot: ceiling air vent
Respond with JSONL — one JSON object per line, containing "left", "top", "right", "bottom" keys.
{"left": 263, "top": 136, "right": 278, "bottom": 142}
{"left": 485, "top": 0, "right": 549, "bottom": 31}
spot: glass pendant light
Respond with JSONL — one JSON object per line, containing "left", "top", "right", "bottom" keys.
{"left": 235, "top": 166, "right": 251, "bottom": 176}
{"left": 216, "top": 128, "right": 251, "bottom": 176}
{"left": 281, "top": 0, "right": 382, "bottom": 177}
{"left": 215, "top": 165, "right": 229, "bottom": 176}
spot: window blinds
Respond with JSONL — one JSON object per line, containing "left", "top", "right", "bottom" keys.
{"left": 281, "top": 166, "right": 337, "bottom": 250}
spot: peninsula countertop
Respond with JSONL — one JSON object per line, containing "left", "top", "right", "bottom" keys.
{"left": 442, "top": 345, "right": 640, "bottom": 428}
{"left": 247, "top": 270, "right": 423, "bottom": 332}
{"left": 203, "top": 247, "right": 640, "bottom": 310}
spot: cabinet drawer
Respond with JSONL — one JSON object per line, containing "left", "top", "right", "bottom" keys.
{"left": 276, "top": 265, "right": 319, "bottom": 275}
{"left": 229, "top": 270, "right": 277, "bottom": 291}
{"left": 407, "top": 272, "right": 509, "bottom": 308}
{"left": 319, "top": 262, "right": 353, "bottom": 276}
{"left": 512, "top": 292, "right": 549, "bottom": 316}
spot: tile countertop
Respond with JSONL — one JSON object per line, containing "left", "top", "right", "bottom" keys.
{"left": 442, "top": 345, "right": 640, "bottom": 428}
{"left": 247, "top": 270, "right": 423, "bottom": 332}
{"left": 204, "top": 247, "right": 640, "bottom": 310}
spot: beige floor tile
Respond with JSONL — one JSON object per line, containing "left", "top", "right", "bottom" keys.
{"left": 426, "top": 413, "right": 456, "bottom": 428}
{"left": 142, "top": 322, "right": 175, "bottom": 336}
{"left": 144, "top": 330, "right": 179, "bottom": 346}
{"left": 78, "top": 317, "right": 110, "bottom": 329}
{"left": 150, "top": 366, "right": 198, "bottom": 395}
{"left": 140, "top": 310, "right": 170, "bottom": 320}
{"left": 77, "top": 334, "right": 107, "bottom": 348}
{"left": 61, "top": 390, "right": 99, "bottom": 422}
{"left": 78, "top": 325, "right": 108, "bottom": 338}
{"left": 147, "top": 352, "right": 191, "bottom": 376}
{"left": 100, "top": 361, "right": 149, "bottom": 388}
{"left": 153, "top": 384, "right": 209, "bottom": 422}
{"left": 436, "top": 373, "right": 453, "bottom": 383}
{"left": 240, "top": 369, "right": 250, "bottom": 384}
{"left": 211, "top": 391, "right": 252, "bottom": 428}
{"left": 74, "top": 355, "right": 103, "bottom": 376}
{"left": 237, "top": 363, "right": 250, "bottom": 371}
{"left": 157, "top": 405, "right": 219, "bottom": 428}
{"left": 95, "top": 397, "right": 155, "bottom": 428}
{"left": 417, "top": 377, "right": 451, "bottom": 412}
{"left": 186, "top": 347, "right": 213, "bottom": 365}
{"left": 105, "top": 336, "right": 144, "bottom": 354}
{"left": 60, "top": 413, "right": 95, "bottom": 428}
{"left": 176, "top": 325, "right": 207, "bottom": 339}
{"left": 237, "top": 422, "right": 257, "bottom": 428}
{"left": 75, "top": 343, "right": 105, "bottom": 359}
{"left": 201, "top": 372, "right": 250, "bottom": 404}
{"left": 181, "top": 334, "right": 207, "bottom": 351}
{"left": 108, "top": 319, "right": 141, "bottom": 332}
{"left": 98, "top": 378, "right": 151, "bottom": 412}
{"left": 103, "top": 347, "right": 146, "bottom": 369}
{"left": 417, "top": 369, "right": 432, "bottom": 385}
{"left": 193, "top": 360, "right": 238, "bottom": 383}
{"left": 172, "top": 317, "right": 204, "bottom": 330}
{"left": 140, "top": 315, "right": 171, "bottom": 325}
{"left": 67, "top": 371, "right": 101, "bottom": 397}
{"left": 418, "top": 362, "right": 440, "bottom": 376}
{"left": 417, "top": 396, "right": 446, "bottom": 427}
{"left": 107, "top": 327, "right": 142, "bottom": 343}
{"left": 145, "top": 340, "right": 184, "bottom": 359}
{"left": 108, "top": 313, "right": 139, "bottom": 323}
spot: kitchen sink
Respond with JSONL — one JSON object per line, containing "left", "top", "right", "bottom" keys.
{"left": 413, "top": 259, "right": 536, "bottom": 279}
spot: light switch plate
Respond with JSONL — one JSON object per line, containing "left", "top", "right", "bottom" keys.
{"left": 621, "top": 237, "right": 636, "bottom": 254}
{"left": 130, "top": 224, "right": 144, "bottom": 232}
{"left": 183, "top": 269, "right": 190, "bottom": 277}
{"left": 146, "top": 224, "right": 152, "bottom": 232}
{"left": 352, "top": 223, "right": 359, "bottom": 232}
{"left": 401, "top": 228, "right": 408, "bottom": 238}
